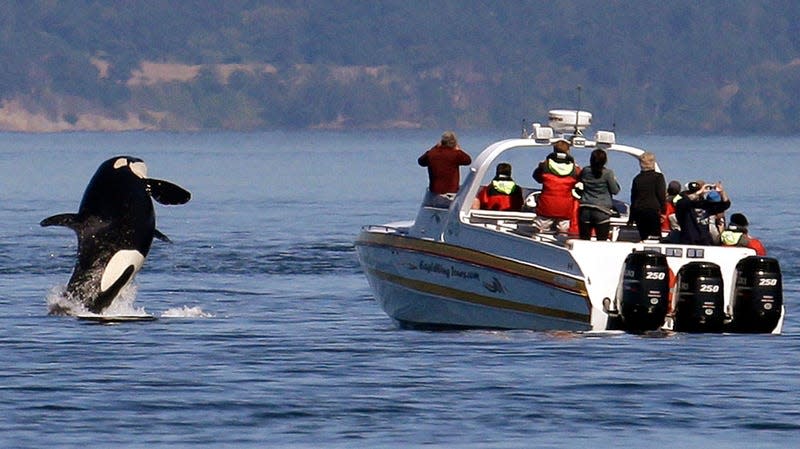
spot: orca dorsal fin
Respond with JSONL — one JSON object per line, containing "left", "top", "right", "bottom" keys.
{"left": 147, "top": 179, "right": 191, "bottom": 205}
{"left": 154, "top": 228, "right": 173, "bottom": 243}
{"left": 40, "top": 213, "right": 81, "bottom": 230}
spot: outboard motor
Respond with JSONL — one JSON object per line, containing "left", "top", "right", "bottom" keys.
{"left": 728, "top": 256, "right": 783, "bottom": 333}
{"left": 614, "top": 251, "right": 670, "bottom": 332}
{"left": 673, "top": 262, "right": 725, "bottom": 333}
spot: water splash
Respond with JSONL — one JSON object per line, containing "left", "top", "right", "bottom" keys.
{"left": 161, "top": 305, "right": 213, "bottom": 318}
{"left": 46, "top": 285, "right": 86, "bottom": 316}
{"left": 103, "top": 284, "right": 148, "bottom": 316}
{"left": 45, "top": 283, "right": 149, "bottom": 317}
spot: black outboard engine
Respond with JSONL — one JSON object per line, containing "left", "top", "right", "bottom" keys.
{"left": 614, "top": 251, "right": 670, "bottom": 332}
{"left": 728, "top": 256, "right": 783, "bottom": 333}
{"left": 673, "top": 262, "right": 725, "bottom": 333}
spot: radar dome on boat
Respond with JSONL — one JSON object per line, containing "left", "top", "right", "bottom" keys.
{"left": 548, "top": 110, "right": 592, "bottom": 133}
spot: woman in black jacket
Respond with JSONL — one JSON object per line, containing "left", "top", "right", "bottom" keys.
{"left": 629, "top": 152, "right": 666, "bottom": 241}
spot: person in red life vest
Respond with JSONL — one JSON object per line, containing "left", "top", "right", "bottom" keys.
{"left": 720, "top": 212, "right": 767, "bottom": 255}
{"left": 474, "top": 162, "right": 524, "bottom": 211}
{"left": 661, "top": 180, "right": 685, "bottom": 243}
{"left": 532, "top": 139, "right": 581, "bottom": 234}
{"left": 661, "top": 180, "right": 681, "bottom": 233}
{"left": 418, "top": 131, "right": 472, "bottom": 208}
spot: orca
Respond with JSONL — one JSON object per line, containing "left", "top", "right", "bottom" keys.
{"left": 42, "top": 156, "right": 191, "bottom": 314}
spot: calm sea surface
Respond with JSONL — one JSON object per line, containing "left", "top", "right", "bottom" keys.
{"left": 1, "top": 130, "right": 798, "bottom": 448}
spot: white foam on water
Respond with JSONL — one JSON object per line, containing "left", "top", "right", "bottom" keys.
{"left": 45, "top": 283, "right": 149, "bottom": 317}
{"left": 46, "top": 285, "right": 86, "bottom": 316}
{"left": 103, "top": 283, "right": 149, "bottom": 316}
{"left": 161, "top": 305, "right": 214, "bottom": 318}
{"left": 46, "top": 283, "right": 211, "bottom": 319}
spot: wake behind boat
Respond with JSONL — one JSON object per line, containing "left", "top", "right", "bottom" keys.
{"left": 355, "top": 110, "right": 784, "bottom": 334}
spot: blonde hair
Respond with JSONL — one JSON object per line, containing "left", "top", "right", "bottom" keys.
{"left": 639, "top": 152, "right": 656, "bottom": 170}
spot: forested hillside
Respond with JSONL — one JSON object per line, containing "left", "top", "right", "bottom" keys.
{"left": 0, "top": 0, "right": 798, "bottom": 133}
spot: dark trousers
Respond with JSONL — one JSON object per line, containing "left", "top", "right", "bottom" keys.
{"left": 579, "top": 207, "right": 611, "bottom": 241}
{"left": 631, "top": 208, "right": 661, "bottom": 240}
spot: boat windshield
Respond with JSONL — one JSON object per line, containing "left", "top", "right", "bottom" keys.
{"left": 470, "top": 143, "right": 647, "bottom": 208}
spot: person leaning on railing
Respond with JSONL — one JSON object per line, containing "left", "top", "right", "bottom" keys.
{"left": 418, "top": 131, "right": 472, "bottom": 208}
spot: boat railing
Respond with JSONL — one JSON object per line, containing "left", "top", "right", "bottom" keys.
{"left": 361, "top": 224, "right": 409, "bottom": 235}
{"left": 468, "top": 209, "right": 536, "bottom": 237}
{"left": 467, "top": 209, "right": 562, "bottom": 242}
{"left": 467, "top": 206, "right": 647, "bottom": 245}
{"left": 468, "top": 209, "right": 537, "bottom": 224}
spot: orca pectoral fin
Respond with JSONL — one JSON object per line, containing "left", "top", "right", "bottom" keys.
{"left": 40, "top": 213, "right": 80, "bottom": 230}
{"left": 147, "top": 179, "right": 191, "bottom": 205}
{"left": 154, "top": 228, "right": 173, "bottom": 243}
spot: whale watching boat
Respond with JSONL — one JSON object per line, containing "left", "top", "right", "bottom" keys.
{"left": 354, "top": 109, "right": 784, "bottom": 334}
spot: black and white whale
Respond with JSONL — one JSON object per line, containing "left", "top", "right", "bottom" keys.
{"left": 41, "top": 156, "right": 191, "bottom": 314}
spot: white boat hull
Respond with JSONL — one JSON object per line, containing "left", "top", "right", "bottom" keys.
{"left": 356, "top": 231, "right": 592, "bottom": 331}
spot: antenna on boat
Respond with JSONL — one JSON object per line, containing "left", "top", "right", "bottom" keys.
{"left": 574, "top": 85, "right": 583, "bottom": 137}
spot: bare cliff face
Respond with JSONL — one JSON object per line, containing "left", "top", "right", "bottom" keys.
{"left": 0, "top": 98, "right": 154, "bottom": 132}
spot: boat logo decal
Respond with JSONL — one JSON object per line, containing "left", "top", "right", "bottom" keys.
{"left": 483, "top": 276, "right": 506, "bottom": 294}
{"left": 416, "top": 259, "right": 480, "bottom": 281}
{"left": 415, "top": 258, "right": 506, "bottom": 294}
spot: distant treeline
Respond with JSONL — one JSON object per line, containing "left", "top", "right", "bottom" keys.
{"left": 1, "top": 0, "right": 798, "bottom": 133}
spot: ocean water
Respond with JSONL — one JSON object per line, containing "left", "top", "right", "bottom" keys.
{"left": 0, "top": 130, "right": 798, "bottom": 448}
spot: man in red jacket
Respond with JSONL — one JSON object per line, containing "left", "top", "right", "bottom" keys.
{"left": 532, "top": 139, "right": 581, "bottom": 234}
{"left": 418, "top": 131, "right": 472, "bottom": 208}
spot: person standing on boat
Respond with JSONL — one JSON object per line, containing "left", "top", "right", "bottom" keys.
{"left": 674, "top": 181, "right": 731, "bottom": 245}
{"left": 662, "top": 180, "right": 682, "bottom": 233}
{"left": 720, "top": 212, "right": 766, "bottom": 255}
{"left": 661, "top": 180, "right": 684, "bottom": 242}
{"left": 474, "top": 162, "right": 524, "bottom": 211}
{"left": 532, "top": 139, "right": 581, "bottom": 234}
{"left": 629, "top": 152, "right": 666, "bottom": 241}
{"left": 418, "top": 131, "right": 472, "bottom": 208}
{"left": 701, "top": 185, "right": 727, "bottom": 244}
{"left": 576, "top": 149, "right": 620, "bottom": 240}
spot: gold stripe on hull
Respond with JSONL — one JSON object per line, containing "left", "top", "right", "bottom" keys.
{"left": 356, "top": 231, "right": 592, "bottom": 324}
{"left": 366, "top": 266, "right": 590, "bottom": 323}
{"left": 356, "top": 231, "right": 588, "bottom": 296}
